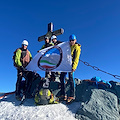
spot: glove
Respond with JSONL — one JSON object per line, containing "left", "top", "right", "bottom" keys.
{"left": 20, "top": 66, "right": 26, "bottom": 72}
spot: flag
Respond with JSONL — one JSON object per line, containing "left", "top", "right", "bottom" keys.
{"left": 26, "top": 42, "right": 72, "bottom": 72}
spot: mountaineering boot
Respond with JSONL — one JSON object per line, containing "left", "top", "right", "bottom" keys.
{"left": 66, "top": 97, "right": 75, "bottom": 104}
{"left": 58, "top": 95, "right": 67, "bottom": 101}
{"left": 15, "top": 95, "right": 22, "bottom": 101}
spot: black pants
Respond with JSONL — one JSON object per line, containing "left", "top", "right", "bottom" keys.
{"left": 16, "top": 69, "right": 23, "bottom": 96}
{"left": 60, "top": 72, "right": 75, "bottom": 97}
{"left": 15, "top": 70, "right": 33, "bottom": 96}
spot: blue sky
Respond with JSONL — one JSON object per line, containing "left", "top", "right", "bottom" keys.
{"left": 0, "top": 0, "right": 120, "bottom": 92}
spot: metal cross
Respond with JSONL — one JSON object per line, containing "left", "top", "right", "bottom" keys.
{"left": 38, "top": 22, "right": 64, "bottom": 42}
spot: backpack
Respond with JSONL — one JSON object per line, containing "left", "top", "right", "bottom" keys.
{"left": 91, "top": 76, "right": 101, "bottom": 82}
{"left": 12, "top": 48, "right": 22, "bottom": 68}
{"left": 34, "top": 77, "right": 59, "bottom": 105}
{"left": 91, "top": 76, "right": 112, "bottom": 88}
{"left": 34, "top": 88, "right": 51, "bottom": 105}
{"left": 34, "top": 88, "right": 58, "bottom": 105}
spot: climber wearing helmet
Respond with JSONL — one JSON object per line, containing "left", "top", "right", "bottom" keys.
{"left": 51, "top": 35, "right": 62, "bottom": 45}
{"left": 59, "top": 34, "right": 81, "bottom": 104}
{"left": 14, "top": 39, "right": 32, "bottom": 100}
{"left": 37, "top": 36, "right": 54, "bottom": 52}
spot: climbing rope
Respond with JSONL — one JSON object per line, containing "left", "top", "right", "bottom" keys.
{"left": 80, "top": 59, "right": 120, "bottom": 80}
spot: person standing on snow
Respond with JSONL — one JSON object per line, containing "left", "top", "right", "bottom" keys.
{"left": 15, "top": 39, "right": 32, "bottom": 100}
{"left": 59, "top": 34, "right": 81, "bottom": 104}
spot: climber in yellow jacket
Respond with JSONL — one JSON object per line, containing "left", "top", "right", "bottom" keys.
{"left": 70, "top": 38, "right": 81, "bottom": 71}
{"left": 59, "top": 34, "right": 81, "bottom": 104}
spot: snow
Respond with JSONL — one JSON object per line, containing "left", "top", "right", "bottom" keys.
{"left": 0, "top": 94, "right": 80, "bottom": 120}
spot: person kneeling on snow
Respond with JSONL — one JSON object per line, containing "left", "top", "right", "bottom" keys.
{"left": 14, "top": 39, "right": 32, "bottom": 100}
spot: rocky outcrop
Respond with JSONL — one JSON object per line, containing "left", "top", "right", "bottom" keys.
{"left": 49, "top": 78, "right": 120, "bottom": 120}
{"left": 75, "top": 79, "right": 120, "bottom": 120}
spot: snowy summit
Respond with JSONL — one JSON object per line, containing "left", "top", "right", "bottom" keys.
{"left": 0, "top": 93, "right": 80, "bottom": 120}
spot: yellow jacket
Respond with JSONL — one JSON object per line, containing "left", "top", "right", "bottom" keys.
{"left": 71, "top": 43, "right": 81, "bottom": 70}
{"left": 15, "top": 48, "right": 32, "bottom": 67}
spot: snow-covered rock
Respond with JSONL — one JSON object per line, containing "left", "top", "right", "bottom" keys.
{"left": 0, "top": 94, "right": 80, "bottom": 120}
{"left": 1, "top": 79, "right": 120, "bottom": 120}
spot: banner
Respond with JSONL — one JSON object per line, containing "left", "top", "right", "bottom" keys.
{"left": 26, "top": 42, "right": 72, "bottom": 72}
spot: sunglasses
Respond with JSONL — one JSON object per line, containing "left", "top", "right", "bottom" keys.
{"left": 22, "top": 44, "right": 27, "bottom": 46}
{"left": 70, "top": 39, "right": 75, "bottom": 42}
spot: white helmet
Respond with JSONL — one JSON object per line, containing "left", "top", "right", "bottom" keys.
{"left": 22, "top": 40, "right": 28, "bottom": 46}
{"left": 51, "top": 35, "right": 57, "bottom": 40}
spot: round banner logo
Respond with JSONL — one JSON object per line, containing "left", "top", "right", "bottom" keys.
{"left": 38, "top": 46, "right": 62, "bottom": 71}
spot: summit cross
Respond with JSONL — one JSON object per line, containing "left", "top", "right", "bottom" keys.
{"left": 38, "top": 22, "right": 64, "bottom": 42}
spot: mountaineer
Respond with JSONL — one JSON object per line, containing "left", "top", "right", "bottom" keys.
{"left": 59, "top": 34, "right": 81, "bottom": 104}
{"left": 14, "top": 39, "right": 32, "bottom": 100}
